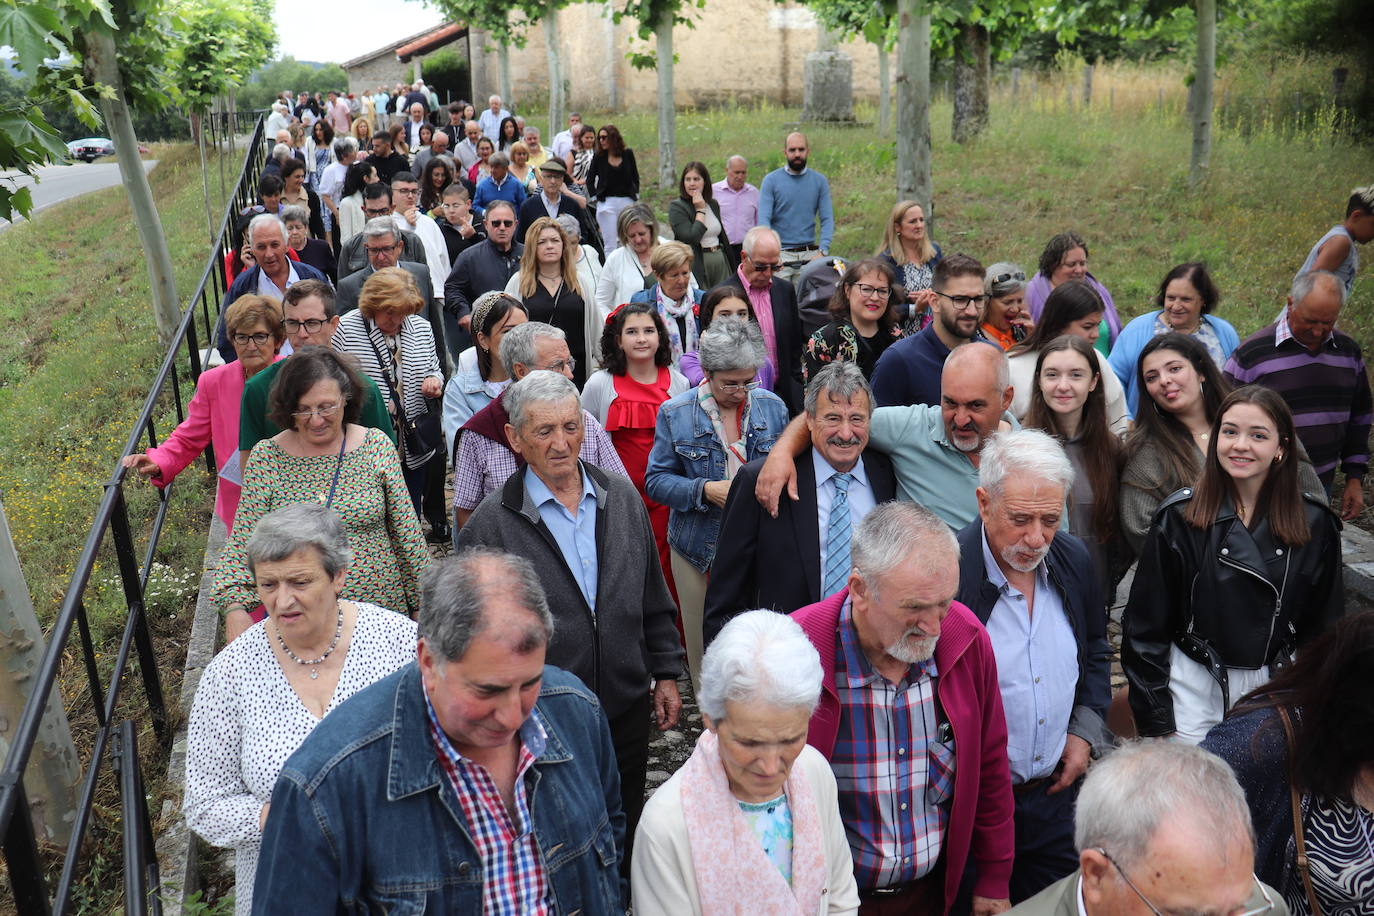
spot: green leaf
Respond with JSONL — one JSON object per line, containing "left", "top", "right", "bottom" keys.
{"left": 66, "top": 87, "right": 102, "bottom": 129}
{"left": 0, "top": 4, "right": 67, "bottom": 77}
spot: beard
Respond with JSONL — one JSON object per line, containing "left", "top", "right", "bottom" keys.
{"left": 1000, "top": 543, "right": 1049, "bottom": 573}
{"left": 788, "top": 155, "right": 808, "bottom": 172}
{"left": 887, "top": 627, "right": 938, "bottom": 664}
{"left": 949, "top": 424, "right": 983, "bottom": 453}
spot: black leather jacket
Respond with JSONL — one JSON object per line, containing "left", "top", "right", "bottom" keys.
{"left": 1122, "top": 487, "right": 1343, "bottom": 737}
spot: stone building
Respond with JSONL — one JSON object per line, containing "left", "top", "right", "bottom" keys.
{"left": 342, "top": 23, "right": 472, "bottom": 98}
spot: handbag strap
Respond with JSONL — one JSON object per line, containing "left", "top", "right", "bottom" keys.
{"left": 324, "top": 433, "right": 346, "bottom": 508}
{"left": 1277, "top": 705, "right": 1323, "bottom": 916}
{"left": 362, "top": 317, "right": 407, "bottom": 422}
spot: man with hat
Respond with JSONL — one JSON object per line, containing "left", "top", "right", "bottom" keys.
{"left": 518, "top": 157, "right": 603, "bottom": 259}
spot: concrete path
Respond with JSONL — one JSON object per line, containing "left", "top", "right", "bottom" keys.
{"left": 0, "top": 159, "right": 157, "bottom": 230}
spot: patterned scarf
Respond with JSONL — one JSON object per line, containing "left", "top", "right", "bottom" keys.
{"left": 697, "top": 381, "right": 749, "bottom": 478}
{"left": 658, "top": 285, "right": 698, "bottom": 365}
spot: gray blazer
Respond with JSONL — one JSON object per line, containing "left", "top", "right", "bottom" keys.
{"left": 1006, "top": 872, "right": 1288, "bottom": 915}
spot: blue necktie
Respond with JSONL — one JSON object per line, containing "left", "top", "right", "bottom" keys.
{"left": 823, "top": 472, "right": 852, "bottom": 597}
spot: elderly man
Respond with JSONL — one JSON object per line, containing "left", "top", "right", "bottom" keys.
{"left": 444, "top": 199, "right": 523, "bottom": 331}
{"left": 718, "top": 225, "right": 804, "bottom": 412}
{"left": 1007, "top": 741, "right": 1286, "bottom": 915}
{"left": 758, "top": 132, "right": 834, "bottom": 283}
{"left": 471, "top": 151, "right": 528, "bottom": 217}
{"left": 522, "top": 125, "right": 552, "bottom": 168}
{"left": 389, "top": 171, "right": 451, "bottom": 303}
{"left": 216, "top": 213, "right": 330, "bottom": 363}
{"left": 517, "top": 158, "right": 600, "bottom": 258}
{"left": 452, "top": 323, "right": 626, "bottom": 524}
{"left": 758, "top": 342, "right": 1016, "bottom": 530}
{"left": 337, "top": 183, "right": 426, "bottom": 273}
{"left": 956, "top": 429, "right": 1111, "bottom": 904}
{"left": 705, "top": 362, "right": 896, "bottom": 641}
{"left": 1224, "top": 269, "right": 1371, "bottom": 519}
{"left": 872, "top": 253, "right": 993, "bottom": 408}
{"left": 335, "top": 218, "right": 434, "bottom": 318}
{"left": 456, "top": 371, "right": 683, "bottom": 872}
{"left": 791, "top": 501, "right": 1014, "bottom": 915}
{"left": 550, "top": 111, "right": 581, "bottom": 160}
{"left": 252, "top": 551, "right": 630, "bottom": 914}
{"left": 479, "top": 94, "right": 510, "bottom": 139}
{"left": 317, "top": 136, "right": 357, "bottom": 238}
{"left": 402, "top": 102, "right": 427, "bottom": 151}
{"left": 453, "top": 119, "right": 483, "bottom": 174}
{"left": 712, "top": 154, "right": 758, "bottom": 264}
{"left": 411, "top": 128, "right": 450, "bottom": 175}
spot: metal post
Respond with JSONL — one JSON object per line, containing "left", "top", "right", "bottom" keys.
{"left": 0, "top": 779, "right": 51, "bottom": 915}
{"left": 106, "top": 492, "right": 168, "bottom": 746}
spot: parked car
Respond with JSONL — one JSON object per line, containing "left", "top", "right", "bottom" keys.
{"left": 66, "top": 138, "right": 116, "bottom": 162}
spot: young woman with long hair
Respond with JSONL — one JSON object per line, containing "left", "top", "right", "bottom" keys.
{"left": 877, "top": 200, "right": 942, "bottom": 329}
{"left": 505, "top": 218, "right": 588, "bottom": 386}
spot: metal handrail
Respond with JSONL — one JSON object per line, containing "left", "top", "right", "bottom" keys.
{"left": 0, "top": 113, "right": 267, "bottom": 914}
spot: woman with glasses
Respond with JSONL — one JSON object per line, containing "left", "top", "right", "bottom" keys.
{"left": 1006, "top": 279, "right": 1129, "bottom": 434}
{"left": 878, "top": 200, "right": 942, "bottom": 331}
{"left": 1203, "top": 611, "right": 1374, "bottom": 916}
{"left": 679, "top": 286, "right": 777, "bottom": 391}
{"left": 981, "top": 262, "right": 1034, "bottom": 350}
{"left": 212, "top": 347, "right": 430, "bottom": 643}
{"left": 647, "top": 318, "right": 789, "bottom": 688}
{"left": 586, "top": 123, "right": 640, "bottom": 255}
{"left": 123, "top": 296, "right": 284, "bottom": 534}
{"left": 803, "top": 258, "right": 905, "bottom": 382}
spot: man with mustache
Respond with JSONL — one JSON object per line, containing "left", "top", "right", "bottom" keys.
{"left": 955, "top": 428, "right": 1111, "bottom": 906}
{"left": 702, "top": 362, "right": 896, "bottom": 644}
{"left": 792, "top": 501, "right": 1015, "bottom": 916}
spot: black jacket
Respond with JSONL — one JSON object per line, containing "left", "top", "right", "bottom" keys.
{"left": 955, "top": 520, "right": 1113, "bottom": 751}
{"left": 443, "top": 238, "right": 524, "bottom": 318}
{"left": 517, "top": 194, "right": 603, "bottom": 261}
{"left": 1122, "top": 488, "right": 1343, "bottom": 737}
{"left": 667, "top": 197, "right": 739, "bottom": 287}
{"left": 713, "top": 278, "right": 805, "bottom": 415}
{"left": 703, "top": 447, "right": 896, "bottom": 645}
{"left": 337, "top": 229, "right": 426, "bottom": 279}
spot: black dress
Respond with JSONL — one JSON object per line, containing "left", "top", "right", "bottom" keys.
{"left": 524, "top": 278, "right": 587, "bottom": 387}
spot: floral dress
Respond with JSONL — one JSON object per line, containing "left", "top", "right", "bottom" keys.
{"left": 211, "top": 427, "right": 430, "bottom": 616}
{"left": 803, "top": 319, "right": 906, "bottom": 382}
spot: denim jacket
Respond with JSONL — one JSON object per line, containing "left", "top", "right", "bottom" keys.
{"left": 252, "top": 663, "right": 627, "bottom": 915}
{"left": 645, "top": 386, "right": 789, "bottom": 572}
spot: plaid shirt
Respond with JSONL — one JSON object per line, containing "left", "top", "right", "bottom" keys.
{"left": 452, "top": 409, "right": 629, "bottom": 511}
{"left": 832, "top": 599, "right": 955, "bottom": 891}
{"left": 425, "top": 691, "right": 550, "bottom": 915}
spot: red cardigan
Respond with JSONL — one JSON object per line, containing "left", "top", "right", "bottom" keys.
{"left": 791, "top": 589, "right": 1015, "bottom": 911}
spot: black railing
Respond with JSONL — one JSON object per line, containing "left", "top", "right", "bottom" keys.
{"left": 0, "top": 112, "right": 267, "bottom": 914}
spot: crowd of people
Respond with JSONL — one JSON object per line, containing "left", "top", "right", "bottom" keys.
{"left": 142, "top": 85, "right": 1374, "bottom": 915}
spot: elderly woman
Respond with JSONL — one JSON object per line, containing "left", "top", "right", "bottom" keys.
{"left": 1024, "top": 231, "right": 1122, "bottom": 352}
{"left": 630, "top": 241, "right": 705, "bottom": 369}
{"left": 440, "top": 291, "right": 528, "bottom": 456}
{"left": 595, "top": 203, "right": 663, "bottom": 320}
{"left": 980, "top": 262, "right": 1033, "bottom": 350}
{"left": 213, "top": 347, "right": 430, "bottom": 642}
{"left": 123, "top": 296, "right": 283, "bottom": 532}
{"left": 632, "top": 610, "right": 859, "bottom": 916}
{"left": 333, "top": 266, "right": 444, "bottom": 521}
{"left": 1109, "top": 262, "right": 1241, "bottom": 417}
{"left": 186, "top": 502, "right": 417, "bottom": 916}
{"left": 646, "top": 318, "right": 789, "bottom": 686}
{"left": 278, "top": 157, "right": 326, "bottom": 241}
{"left": 282, "top": 204, "right": 336, "bottom": 283}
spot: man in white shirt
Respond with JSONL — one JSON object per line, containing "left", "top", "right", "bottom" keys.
{"left": 478, "top": 94, "right": 510, "bottom": 140}
{"left": 389, "top": 172, "right": 452, "bottom": 312}
{"left": 317, "top": 136, "right": 357, "bottom": 238}
{"left": 404, "top": 103, "right": 427, "bottom": 151}
{"left": 453, "top": 120, "right": 483, "bottom": 174}
{"left": 550, "top": 111, "right": 581, "bottom": 160}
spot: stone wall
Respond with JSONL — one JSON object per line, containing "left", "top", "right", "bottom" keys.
{"left": 346, "top": 55, "right": 419, "bottom": 98}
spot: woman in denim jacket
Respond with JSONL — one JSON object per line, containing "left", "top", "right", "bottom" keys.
{"left": 647, "top": 317, "right": 789, "bottom": 689}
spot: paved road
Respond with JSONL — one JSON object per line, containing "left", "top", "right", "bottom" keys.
{"left": 0, "top": 159, "right": 157, "bottom": 230}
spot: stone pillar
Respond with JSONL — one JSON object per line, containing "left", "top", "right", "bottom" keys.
{"left": 803, "top": 49, "right": 854, "bottom": 122}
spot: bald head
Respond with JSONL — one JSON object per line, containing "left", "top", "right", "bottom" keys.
{"left": 784, "top": 133, "right": 809, "bottom": 172}
{"left": 941, "top": 343, "right": 1013, "bottom": 456}
{"left": 943, "top": 342, "right": 1009, "bottom": 394}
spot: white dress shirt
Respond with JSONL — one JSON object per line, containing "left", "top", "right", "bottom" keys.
{"left": 391, "top": 211, "right": 451, "bottom": 300}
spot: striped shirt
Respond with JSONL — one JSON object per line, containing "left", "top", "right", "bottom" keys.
{"left": 831, "top": 599, "right": 955, "bottom": 891}
{"left": 332, "top": 311, "right": 442, "bottom": 468}
{"left": 424, "top": 691, "right": 550, "bottom": 915}
{"left": 1224, "top": 315, "right": 1372, "bottom": 485}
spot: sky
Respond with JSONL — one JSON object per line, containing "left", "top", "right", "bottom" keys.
{"left": 272, "top": 0, "right": 447, "bottom": 64}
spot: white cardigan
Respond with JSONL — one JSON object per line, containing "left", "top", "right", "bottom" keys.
{"left": 630, "top": 744, "right": 860, "bottom": 916}
{"left": 593, "top": 238, "right": 700, "bottom": 323}
{"left": 1007, "top": 346, "right": 1131, "bottom": 437}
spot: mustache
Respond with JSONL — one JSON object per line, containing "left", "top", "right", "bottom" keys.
{"left": 826, "top": 435, "right": 864, "bottom": 448}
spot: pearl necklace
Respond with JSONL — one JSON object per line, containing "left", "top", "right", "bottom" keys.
{"left": 275, "top": 604, "right": 344, "bottom": 679}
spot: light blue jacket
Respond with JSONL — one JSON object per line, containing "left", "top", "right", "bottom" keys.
{"left": 441, "top": 346, "right": 505, "bottom": 461}
{"left": 1108, "top": 310, "right": 1241, "bottom": 417}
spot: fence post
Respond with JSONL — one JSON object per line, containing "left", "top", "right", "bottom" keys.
{"left": 1082, "top": 64, "right": 1093, "bottom": 106}
{"left": 1011, "top": 67, "right": 1020, "bottom": 100}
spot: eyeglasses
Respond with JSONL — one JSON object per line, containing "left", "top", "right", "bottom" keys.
{"left": 365, "top": 243, "right": 400, "bottom": 256}
{"left": 283, "top": 318, "right": 329, "bottom": 333}
{"left": 855, "top": 283, "right": 891, "bottom": 299}
{"left": 539, "top": 358, "right": 576, "bottom": 373}
{"left": 715, "top": 378, "right": 760, "bottom": 393}
{"left": 363, "top": 207, "right": 392, "bottom": 218}
{"left": 748, "top": 260, "right": 781, "bottom": 273}
{"left": 990, "top": 270, "right": 1026, "bottom": 286}
{"left": 487, "top": 219, "right": 515, "bottom": 228}
{"left": 291, "top": 403, "right": 341, "bottom": 421}
{"left": 392, "top": 186, "right": 418, "bottom": 196}
{"left": 1096, "top": 849, "right": 1274, "bottom": 916}
{"left": 937, "top": 291, "right": 989, "bottom": 310}
{"left": 232, "top": 332, "right": 273, "bottom": 347}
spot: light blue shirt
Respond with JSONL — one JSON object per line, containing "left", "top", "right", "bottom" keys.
{"left": 257, "top": 263, "right": 300, "bottom": 301}
{"left": 813, "top": 449, "right": 877, "bottom": 578}
{"left": 979, "top": 530, "right": 1078, "bottom": 783}
{"left": 758, "top": 167, "right": 834, "bottom": 251}
{"left": 525, "top": 464, "right": 599, "bottom": 609}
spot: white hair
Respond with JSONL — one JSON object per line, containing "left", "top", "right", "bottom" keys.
{"left": 698, "top": 610, "right": 822, "bottom": 722}
{"left": 248, "top": 213, "right": 286, "bottom": 245}
{"left": 505, "top": 369, "right": 579, "bottom": 433}
{"left": 698, "top": 317, "right": 766, "bottom": 374}
{"left": 499, "top": 321, "right": 565, "bottom": 374}
{"left": 851, "top": 501, "right": 957, "bottom": 586}
{"left": 978, "top": 429, "right": 1074, "bottom": 499}
{"left": 1290, "top": 269, "right": 1347, "bottom": 308}
{"left": 741, "top": 225, "right": 780, "bottom": 258}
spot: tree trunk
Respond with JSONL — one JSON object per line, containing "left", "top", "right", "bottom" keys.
{"left": 604, "top": 1, "right": 620, "bottom": 110}
{"left": 195, "top": 112, "right": 215, "bottom": 244}
{"left": 543, "top": 11, "right": 566, "bottom": 140}
{"left": 1190, "top": 0, "right": 1216, "bottom": 187}
{"left": 0, "top": 494, "right": 80, "bottom": 847}
{"left": 951, "top": 22, "right": 989, "bottom": 144}
{"left": 877, "top": 45, "right": 891, "bottom": 135}
{"left": 895, "top": 0, "right": 932, "bottom": 216}
{"left": 498, "top": 42, "right": 513, "bottom": 109}
{"left": 82, "top": 29, "right": 181, "bottom": 343}
{"left": 655, "top": 7, "right": 677, "bottom": 190}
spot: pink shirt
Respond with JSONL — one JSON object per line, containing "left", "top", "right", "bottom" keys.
{"left": 737, "top": 264, "right": 778, "bottom": 370}
{"left": 712, "top": 180, "right": 759, "bottom": 244}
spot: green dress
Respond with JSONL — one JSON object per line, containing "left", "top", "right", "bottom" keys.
{"left": 212, "top": 427, "right": 429, "bottom": 616}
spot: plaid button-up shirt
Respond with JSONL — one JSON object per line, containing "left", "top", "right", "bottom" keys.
{"left": 425, "top": 691, "right": 551, "bottom": 915}
{"left": 831, "top": 599, "right": 955, "bottom": 891}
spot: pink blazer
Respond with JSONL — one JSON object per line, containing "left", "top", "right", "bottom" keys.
{"left": 145, "top": 358, "right": 281, "bottom": 532}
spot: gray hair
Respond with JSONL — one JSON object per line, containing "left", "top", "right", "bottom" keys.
{"left": 271, "top": 142, "right": 291, "bottom": 162}
{"left": 616, "top": 203, "right": 658, "bottom": 245}
{"left": 499, "top": 321, "right": 566, "bottom": 375}
{"left": 804, "top": 361, "right": 872, "bottom": 418}
{"left": 698, "top": 317, "right": 766, "bottom": 374}
{"left": 245, "top": 503, "right": 353, "bottom": 577}
{"left": 984, "top": 261, "right": 1027, "bottom": 298}
{"left": 944, "top": 341, "right": 1010, "bottom": 394}
{"left": 978, "top": 429, "right": 1074, "bottom": 499}
{"left": 280, "top": 204, "right": 310, "bottom": 227}
{"left": 417, "top": 549, "right": 554, "bottom": 662}
{"left": 362, "top": 217, "right": 398, "bottom": 243}
{"left": 851, "top": 501, "right": 958, "bottom": 586}
{"left": 505, "top": 369, "right": 580, "bottom": 433}
{"left": 1075, "top": 741, "right": 1254, "bottom": 871}
{"left": 554, "top": 213, "right": 581, "bottom": 242}
{"left": 726, "top": 154, "right": 747, "bottom": 169}
{"left": 488, "top": 151, "right": 510, "bottom": 169}
{"left": 741, "top": 225, "right": 780, "bottom": 258}
{"left": 332, "top": 136, "right": 358, "bottom": 160}
{"left": 1291, "top": 269, "right": 1347, "bottom": 308}
{"left": 698, "top": 610, "right": 823, "bottom": 722}
{"left": 248, "top": 213, "right": 287, "bottom": 245}
{"left": 485, "top": 199, "right": 518, "bottom": 222}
